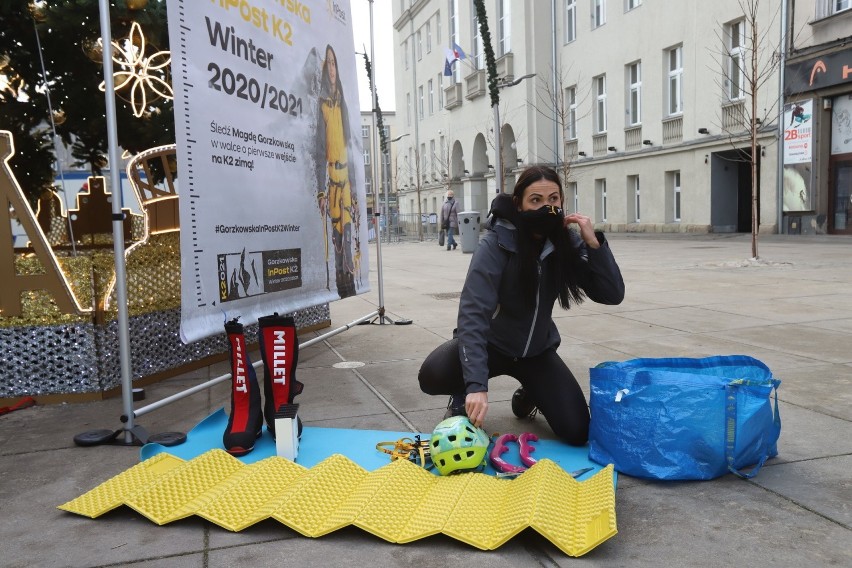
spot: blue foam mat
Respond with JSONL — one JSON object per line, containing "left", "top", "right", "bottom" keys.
{"left": 141, "top": 408, "right": 614, "bottom": 482}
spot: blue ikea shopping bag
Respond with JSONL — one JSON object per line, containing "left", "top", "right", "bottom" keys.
{"left": 588, "top": 355, "right": 781, "bottom": 480}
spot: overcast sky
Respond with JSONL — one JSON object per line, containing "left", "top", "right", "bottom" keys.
{"left": 350, "top": 1, "right": 396, "bottom": 112}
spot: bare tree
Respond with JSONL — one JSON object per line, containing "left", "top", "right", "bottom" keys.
{"left": 713, "top": 0, "right": 783, "bottom": 259}
{"left": 397, "top": 145, "right": 426, "bottom": 241}
{"left": 534, "top": 64, "right": 592, "bottom": 191}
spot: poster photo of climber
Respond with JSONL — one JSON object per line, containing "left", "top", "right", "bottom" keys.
{"left": 166, "top": 0, "right": 369, "bottom": 343}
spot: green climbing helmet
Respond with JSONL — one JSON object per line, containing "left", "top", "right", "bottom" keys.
{"left": 430, "top": 415, "right": 490, "bottom": 475}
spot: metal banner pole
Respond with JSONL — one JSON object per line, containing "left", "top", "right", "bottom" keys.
{"left": 97, "top": 0, "right": 135, "bottom": 444}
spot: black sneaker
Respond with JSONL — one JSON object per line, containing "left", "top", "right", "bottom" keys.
{"left": 511, "top": 387, "right": 538, "bottom": 419}
{"left": 443, "top": 393, "right": 467, "bottom": 419}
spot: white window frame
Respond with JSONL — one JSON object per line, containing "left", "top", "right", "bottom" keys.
{"left": 406, "top": 93, "right": 411, "bottom": 126}
{"left": 633, "top": 176, "right": 641, "bottom": 222}
{"left": 363, "top": 147, "right": 371, "bottom": 166}
{"left": 568, "top": 181, "right": 579, "bottom": 214}
{"left": 450, "top": 1, "right": 460, "bottom": 81}
{"left": 416, "top": 30, "right": 422, "bottom": 60}
{"left": 625, "top": 0, "right": 642, "bottom": 11}
{"left": 438, "top": 73, "right": 444, "bottom": 108}
{"left": 566, "top": 86, "right": 578, "bottom": 140}
{"left": 404, "top": 39, "right": 409, "bottom": 70}
{"left": 426, "top": 21, "right": 432, "bottom": 53}
{"left": 594, "top": 75, "right": 607, "bottom": 134}
{"left": 627, "top": 61, "right": 642, "bottom": 126}
{"left": 565, "top": 0, "right": 577, "bottom": 43}
{"left": 437, "top": 10, "right": 442, "bottom": 43}
{"left": 498, "top": 0, "right": 511, "bottom": 56}
{"left": 430, "top": 139, "right": 436, "bottom": 174}
{"left": 472, "top": 3, "right": 485, "bottom": 69}
{"left": 674, "top": 171, "right": 681, "bottom": 222}
{"left": 593, "top": 0, "right": 606, "bottom": 29}
{"left": 597, "top": 179, "right": 608, "bottom": 223}
{"left": 667, "top": 45, "right": 683, "bottom": 116}
{"left": 727, "top": 20, "right": 745, "bottom": 101}
{"left": 835, "top": 0, "right": 851, "bottom": 13}
{"left": 428, "top": 79, "right": 434, "bottom": 114}
{"left": 361, "top": 125, "right": 370, "bottom": 139}
{"left": 418, "top": 86, "right": 424, "bottom": 119}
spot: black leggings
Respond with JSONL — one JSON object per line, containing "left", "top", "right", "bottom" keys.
{"left": 418, "top": 338, "right": 590, "bottom": 446}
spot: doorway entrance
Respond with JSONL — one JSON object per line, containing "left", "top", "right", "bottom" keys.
{"left": 710, "top": 148, "right": 756, "bottom": 233}
{"left": 829, "top": 155, "right": 852, "bottom": 235}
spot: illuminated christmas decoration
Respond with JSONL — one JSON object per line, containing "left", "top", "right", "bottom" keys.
{"left": 98, "top": 21, "right": 172, "bottom": 118}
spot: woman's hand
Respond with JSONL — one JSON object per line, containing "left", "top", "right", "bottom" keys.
{"left": 564, "top": 213, "right": 600, "bottom": 249}
{"left": 465, "top": 391, "right": 489, "bottom": 428}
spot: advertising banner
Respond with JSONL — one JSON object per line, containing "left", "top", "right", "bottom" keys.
{"left": 166, "top": 0, "right": 369, "bottom": 343}
{"left": 782, "top": 100, "right": 813, "bottom": 212}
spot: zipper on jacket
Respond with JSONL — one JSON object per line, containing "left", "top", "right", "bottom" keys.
{"left": 522, "top": 261, "right": 542, "bottom": 357}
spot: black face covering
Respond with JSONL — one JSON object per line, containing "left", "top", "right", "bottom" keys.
{"left": 519, "top": 205, "right": 564, "bottom": 238}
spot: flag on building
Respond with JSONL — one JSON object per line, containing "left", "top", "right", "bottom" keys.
{"left": 443, "top": 43, "right": 467, "bottom": 76}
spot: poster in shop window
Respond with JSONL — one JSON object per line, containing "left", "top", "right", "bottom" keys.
{"left": 165, "top": 0, "right": 369, "bottom": 343}
{"left": 782, "top": 99, "right": 813, "bottom": 212}
{"left": 830, "top": 95, "right": 852, "bottom": 156}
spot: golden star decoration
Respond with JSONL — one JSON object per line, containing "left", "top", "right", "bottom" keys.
{"left": 98, "top": 21, "right": 172, "bottom": 118}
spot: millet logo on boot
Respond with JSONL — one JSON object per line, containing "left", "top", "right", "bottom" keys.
{"left": 272, "top": 330, "right": 290, "bottom": 385}
{"left": 232, "top": 335, "right": 248, "bottom": 393}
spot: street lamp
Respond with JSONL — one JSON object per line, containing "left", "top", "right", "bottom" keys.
{"left": 494, "top": 73, "right": 535, "bottom": 193}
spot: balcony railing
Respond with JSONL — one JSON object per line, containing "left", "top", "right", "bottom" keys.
{"left": 444, "top": 83, "right": 463, "bottom": 110}
{"left": 495, "top": 53, "right": 514, "bottom": 83}
{"left": 662, "top": 116, "right": 683, "bottom": 144}
{"left": 592, "top": 134, "right": 608, "bottom": 157}
{"left": 624, "top": 126, "right": 642, "bottom": 151}
{"left": 722, "top": 100, "right": 746, "bottom": 133}
{"left": 465, "top": 69, "right": 487, "bottom": 100}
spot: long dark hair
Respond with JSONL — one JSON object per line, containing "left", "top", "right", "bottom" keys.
{"left": 320, "top": 44, "right": 342, "bottom": 100}
{"left": 512, "top": 166, "right": 585, "bottom": 309}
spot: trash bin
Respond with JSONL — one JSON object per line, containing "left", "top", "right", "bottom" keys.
{"left": 457, "top": 211, "right": 481, "bottom": 253}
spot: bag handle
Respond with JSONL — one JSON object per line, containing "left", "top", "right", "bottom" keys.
{"left": 725, "top": 380, "right": 781, "bottom": 479}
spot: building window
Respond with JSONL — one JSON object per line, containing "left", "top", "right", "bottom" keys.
{"left": 430, "top": 139, "right": 436, "bottom": 175}
{"left": 673, "top": 171, "right": 681, "bottom": 222}
{"left": 421, "top": 143, "right": 427, "bottom": 174}
{"left": 426, "top": 21, "right": 432, "bottom": 53}
{"left": 499, "top": 0, "right": 511, "bottom": 56}
{"left": 428, "top": 79, "right": 434, "bottom": 114}
{"left": 834, "top": 0, "right": 851, "bottom": 14}
{"left": 406, "top": 93, "right": 411, "bottom": 125}
{"left": 594, "top": 75, "right": 607, "bottom": 134}
{"left": 667, "top": 45, "right": 683, "bottom": 116}
{"left": 418, "top": 86, "right": 424, "bottom": 119}
{"left": 593, "top": 0, "right": 606, "bottom": 29}
{"left": 416, "top": 30, "right": 422, "bottom": 60}
{"left": 566, "top": 86, "right": 577, "bottom": 140}
{"left": 450, "top": 1, "right": 460, "bottom": 81}
{"left": 568, "top": 181, "right": 579, "bottom": 214}
{"left": 363, "top": 147, "right": 371, "bottom": 166}
{"left": 625, "top": 0, "right": 642, "bottom": 11}
{"left": 627, "top": 61, "right": 641, "bottom": 126}
{"left": 404, "top": 39, "right": 409, "bottom": 70}
{"left": 726, "top": 20, "right": 745, "bottom": 100}
{"left": 472, "top": 2, "right": 484, "bottom": 69}
{"left": 437, "top": 10, "right": 442, "bottom": 43}
{"left": 596, "top": 179, "right": 607, "bottom": 223}
{"left": 361, "top": 125, "right": 370, "bottom": 139}
{"left": 438, "top": 73, "right": 444, "bottom": 108}
{"left": 565, "top": 0, "right": 576, "bottom": 43}
{"left": 630, "top": 175, "right": 640, "bottom": 222}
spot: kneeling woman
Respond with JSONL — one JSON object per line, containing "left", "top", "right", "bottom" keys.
{"left": 418, "top": 166, "right": 625, "bottom": 446}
